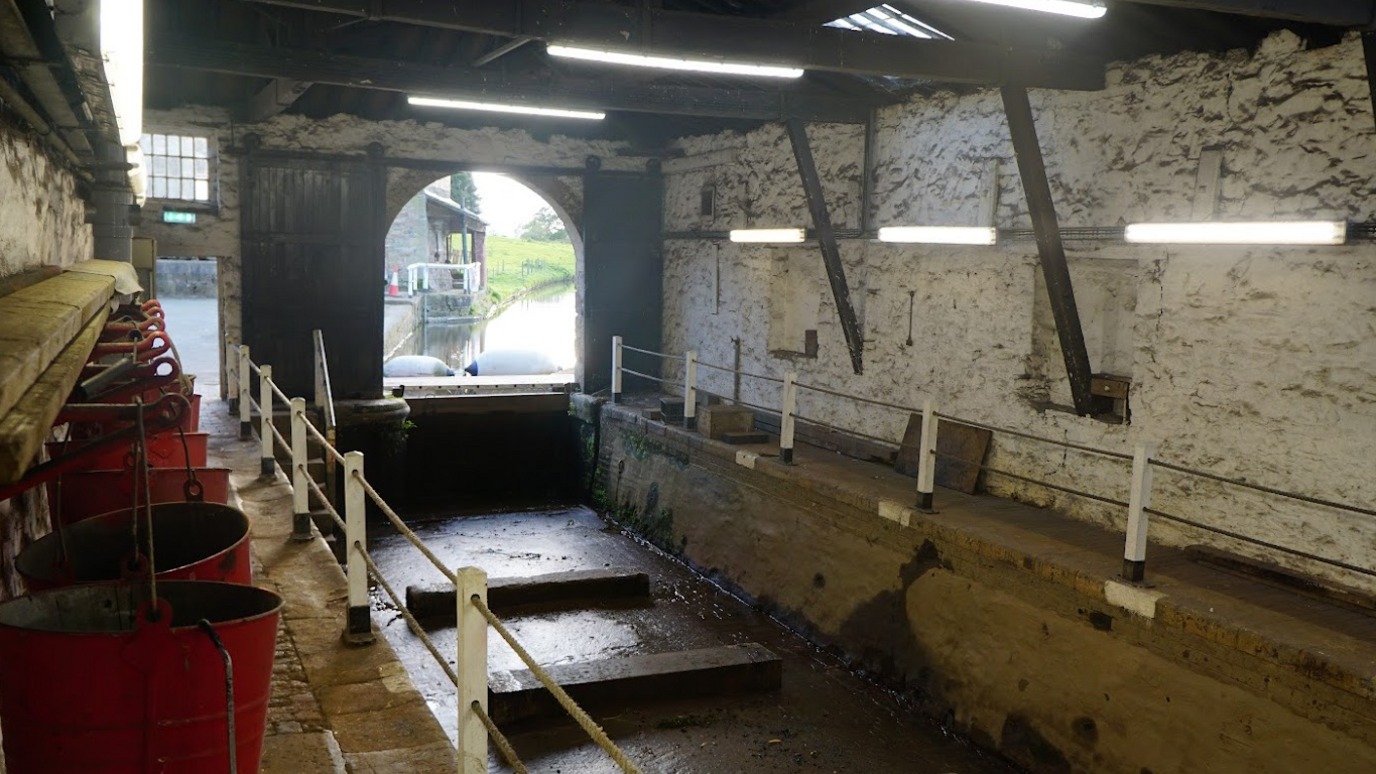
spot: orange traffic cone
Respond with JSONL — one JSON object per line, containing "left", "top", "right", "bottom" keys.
{"left": 388, "top": 266, "right": 400, "bottom": 296}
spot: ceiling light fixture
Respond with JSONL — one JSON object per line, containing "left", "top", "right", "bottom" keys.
{"left": 1124, "top": 221, "right": 1348, "bottom": 246}
{"left": 730, "top": 228, "right": 808, "bottom": 243}
{"left": 407, "top": 96, "right": 605, "bottom": 120}
{"left": 953, "top": 0, "right": 1106, "bottom": 19}
{"left": 547, "top": 45, "right": 804, "bottom": 79}
{"left": 878, "top": 226, "right": 998, "bottom": 245}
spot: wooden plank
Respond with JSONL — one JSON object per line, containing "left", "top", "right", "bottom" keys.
{"left": 0, "top": 272, "right": 114, "bottom": 425}
{"left": 489, "top": 643, "right": 782, "bottom": 725}
{"left": 0, "top": 305, "right": 110, "bottom": 485}
{"left": 406, "top": 568, "right": 651, "bottom": 623}
{"left": 894, "top": 413, "right": 991, "bottom": 494}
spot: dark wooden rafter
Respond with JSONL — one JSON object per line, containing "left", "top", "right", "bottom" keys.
{"left": 1116, "top": 0, "right": 1375, "bottom": 26}
{"left": 775, "top": 0, "right": 883, "bottom": 24}
{"left": 249, "top": 78, "right": 312, "bottom": 121}
{"left": 148, "top": 37, "right": 876, "bottom": 123}
{"left": 785, "top": 118, "right": 864, "bottom": 375}
{"left": 238, "top": 0, "right": 1104, "bottom": 90}
{"left": 1000, "top": 85, "right": 1094, "bottom": 416}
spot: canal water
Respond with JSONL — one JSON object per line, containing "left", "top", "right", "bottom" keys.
{"left": 406, "top": 285, "right": 575, "bottom": 372}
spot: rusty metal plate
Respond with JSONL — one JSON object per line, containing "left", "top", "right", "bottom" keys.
{"left": 894, "top": 413, "right": 992, "bottom": 494}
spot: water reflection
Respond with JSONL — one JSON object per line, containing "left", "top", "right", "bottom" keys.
{"left": 406, "top": 285, "right": 575, "bottom": 371}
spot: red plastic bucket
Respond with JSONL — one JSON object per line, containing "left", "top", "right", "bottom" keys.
{"left": 16, "top": 501, "right": 252, "bottom": 591}
{"left": 0, "top": 581, "right": 283, "bottom": 774}
{"left": 52, "top": 467, "right": 230, "bottom": 525}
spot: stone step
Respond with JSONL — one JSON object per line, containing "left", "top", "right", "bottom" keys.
{"left": 720, "top": 430, "right": 770, "bottom": 445}
{"left": 489, "top": 643, "right": 782, "bottom": 725}
{"left": 406, "top": 568, "right": 651, "bottom": 624}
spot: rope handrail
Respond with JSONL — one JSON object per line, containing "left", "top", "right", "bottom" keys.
{"left": 794, "top": 380, "right": 916, "bottom": 413}
{"left": 353, "top": 471, "right": 458, "bottom": 585}
{"left": 935, "top": 411, "right": 1134, "bottom": 462}
{"left": 620, "top": 367, "right": 672, "bottom": 386}
{"left": 1144, "top": 507, "right": 1376, "bottom": 579}
{"left": 790, "top": 411, "right": 905, "bottom": 448}
{"left": 621, "top": 344, "right": 683, "bottom": 361}
{"left": 699, "top": 389, "right": 779, "bottom": 418}
{"left": 299, "top": 411, "right": 346, "bottom": 465}
{"left": 265, "top": 377, "right": 291, "bottom": 410}
{"left": 1150, "top": 460, "right": 1376, "bottom": 518}
{"left": 471, "top": 595, "right": 645, "bottom": 774}
{"left": 358, "top": 544, "right": 459, "bottom": 686}
{"left": 302, "top": 470, "right": 345, "bottom": 532}
{"left": 472, "top": 702, "right": 531, "bottom": 774}
{"left": 931, "top": 449, "right": 1130, "bottom": 509}
{"left": 267, "top": 422, "right": 290, "bottom": 459}
{"left": 695, "top": 360, "right": 784, "bottom": 384}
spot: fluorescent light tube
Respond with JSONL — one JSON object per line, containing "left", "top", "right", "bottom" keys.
{"left": 1124, "top": 221, "right": 1347, "bottom": 246}
{"left": 408, "top": 96, "right": 605, "bottom": 120}
{"left": 878, "top": 226, "right": 998, "bottom": 245}
{"left": 730, "top": 228, "right": 807, "bottom": 243}
{"left": 548, "top": 45, "right": 804, "bottom": 79}
{"left": 953, "top": 0, "right": 1106, "bottom": 19}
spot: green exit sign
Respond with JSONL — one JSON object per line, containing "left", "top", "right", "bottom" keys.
{"left": 162, "top": 210, "right": 197, "bottom": 224}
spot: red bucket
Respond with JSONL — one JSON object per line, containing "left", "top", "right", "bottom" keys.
{"left": 0, "top": 581, "right": 283, "bottom": 774}
{"left": 52, "top": 467, "right": 230, "bottom": 526}
{"left": 45, "top": 432, "right": 209, "bottom": 471}
{"left": 16, "top": 501, "right": 252, "bottom": 592}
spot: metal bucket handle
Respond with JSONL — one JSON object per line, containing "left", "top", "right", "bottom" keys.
{"left": 196, "top": 619, "right": 238, "bottom": 774}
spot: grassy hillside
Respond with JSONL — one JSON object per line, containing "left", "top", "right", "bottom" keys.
{"left": 468, "top": 235, "right": 575, "bottom": 302}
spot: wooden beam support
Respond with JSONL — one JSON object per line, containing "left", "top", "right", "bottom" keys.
{"left": 472, "top": 36, "right": 532, "bottom": 67}
{"left": 248, "top": 77, "right": 313, "bottom": 122}
{"left": 785, "top": 118, "right": 864, "bottom": 375}
{"left": 150, "top": 37, "right": 876, "bottom": 124}
{"left": 1000, "top": 84, "right": 1094, "bottom": 416}
{"left": 237, "top": 0, "right": 1104, "bottom": 90}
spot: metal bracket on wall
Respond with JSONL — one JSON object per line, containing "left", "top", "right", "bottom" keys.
{"left": 1001, "top": 84, "right": 1095, "bottom": 415}
{"left": 785, "top": 118, "right": 864, "bottom": 375}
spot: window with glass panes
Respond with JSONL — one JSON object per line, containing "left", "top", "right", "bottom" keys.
{"left": 139, "top": 133, "right": 213, "bottom": 202}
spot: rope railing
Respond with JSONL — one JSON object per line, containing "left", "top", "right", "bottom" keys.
{"left": 232, "top": 336, "right": 641, "bottom": 773}
{"left": 621, "top": 343, "right": 683, "bottom": 361}
{"left": 610, "top": 333, "right": 1375, "bottom": 586}
{"left": 471, "top": 595, "right": 646, "bottom": 774}
{"left": 620, "top": 367, "right": 675, "bottom": 387}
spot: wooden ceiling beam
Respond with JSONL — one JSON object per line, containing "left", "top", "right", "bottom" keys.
{"left": 237, "top": 0, "right": 1104, "bottom": 89}
{"left": 148, "top": 37, "right": 879, "bottom": 123}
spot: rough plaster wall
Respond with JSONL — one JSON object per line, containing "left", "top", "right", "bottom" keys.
{"left": 0, "top": 122, "right": 91, "bottom": 277}
{"left": 0, "top": 121, "right": 88, "bottom": 604}
{"left": 661, "top": 32, "right": 1376, "bottom": 590}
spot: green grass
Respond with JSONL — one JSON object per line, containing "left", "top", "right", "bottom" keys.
{"left": 460, "top": 235, "right": 575, "bottom": 302}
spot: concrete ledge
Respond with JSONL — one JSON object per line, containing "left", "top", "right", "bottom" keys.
{"left": 489, "top": 643, "right": 782, "bottom": 725}
{"left": 406, "top": 568, "right": 651, "bottom": 624}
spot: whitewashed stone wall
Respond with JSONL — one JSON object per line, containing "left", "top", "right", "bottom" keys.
{"left": 661, "top": 31, "right": 1376, "bottom": 590}
{"left": 138, "top": 106, "right": 628, "bottom": 390}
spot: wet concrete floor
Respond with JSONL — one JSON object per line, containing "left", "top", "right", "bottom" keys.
{"left": 370, "top": 506, "right": 1021, "bottom": 774}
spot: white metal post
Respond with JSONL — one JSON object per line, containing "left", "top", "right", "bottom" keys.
{"left": 780, "top": 371, "right": 798, "bottom": 464}
{"left": 610, "top": 335, "right": 623, "bottom": 403}
{"left": 343, "top": 451, "right": 374, "bottom": 644}
{"left": 238, "top": 345, "right": 252, "bottom": 439}
{"left": 226, "top": 340, "right": 239, "bottom": 415}
{"left": 456, "top": 566, "right": 489, "bottom": 774}
{"left": 259, "top": 365, "right": 275, "bottom": 477}
{"left": 313, "top": 331, "right": 325, "bottom": 414}
{"left": 916, "top": 399, "right": 938, "bottom": 511}
{"left": 290, "top": 397, "right": 311, "bottom": 542}
{"left": 1123, "top": 443, "right": 1155, "bottom": 582}
{"left": 683, "top": 350, "right": 698, "bottom": 429}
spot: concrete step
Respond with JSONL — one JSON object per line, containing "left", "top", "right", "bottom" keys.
{"left": 406, "top": 569, "right": 651, "bottom": 624}
{"left": 489, "top": 643, "right": 782, "bottom": 725}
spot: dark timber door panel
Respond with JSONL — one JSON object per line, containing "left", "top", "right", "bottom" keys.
{"left": 241, "top": 155, "right": 385, "bottom": 398}
{"left": 582, "top": 173, "right": 663, "bottom": 394}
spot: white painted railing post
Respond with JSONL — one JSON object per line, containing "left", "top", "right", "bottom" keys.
{"left": 259, "top": 365, "right": 275, "bottom": 477}
{"left": 1123, "top": 443, "right": 1155, "bottom": 582}
{"left": 780, "top": 371, "right": 798, "bottom": 464}
{"left": 610, "top": 335, "right": 623, "bottom": 404}
{"left": 238, "top": 345, "right": 252, "bottom": 440}
{"left": 916, "top": 399, "right": 938, "bottom": 511}
{"left": 290, "top": 397, "right": 312, "bottom": 542}
{"left": 226, "top": 340, "right": 239, "bottom": 415}
{"left": 683, "top": 350, "right": 698, "bottom": 429}
{"left": 343, "top": 451, "right": 374, "bottom": 644}
{"left": 313, "top": 332, "right": 325, "bottom": 414}
{"left": 456, "top": 566, "right": 489, "bottom": 774}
